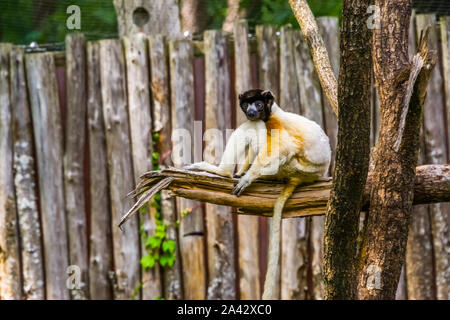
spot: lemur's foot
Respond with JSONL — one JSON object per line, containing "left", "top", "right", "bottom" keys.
{"left": 183, "top": 162, "right": 202, "bottom": 171}
{"left": 231, "top": 177, "right": 251, "bottom": 197}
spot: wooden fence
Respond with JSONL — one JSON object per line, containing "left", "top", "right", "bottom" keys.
{"left": 0, "top": 15, "right": 449, "bottom": 300}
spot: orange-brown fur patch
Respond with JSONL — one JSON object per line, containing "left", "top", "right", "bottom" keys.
{"left": 264, "top": 116, "right": 282, "bottom": 156}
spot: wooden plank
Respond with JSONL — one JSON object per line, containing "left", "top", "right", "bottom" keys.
{"left": 317, "top": 17, "right": 339, "bottom": 173}
{"left": 233, "top": 20, "right": 260, "bottom": 300}
{"left": 169, "top": 39, "right": 206, "bottom": 300}
{"left": 98, "top": 39, "right": 140, "bottom": 300}
{"left": 440, "top": 16, "right": 450, "bottom": 162}
{"left": 416, "top": 14, "right": 450, "bottom": 300}
{"left": 25, "top": 52, "right": 69, "bottom": 300}
{"left": 0, "top": 43, "right": 21, "bottom": 300}
{"left": 405, "top": 15, "right": 435, "bottom": 300}
{"left": 256, "top": 24, "right": 281, "bottom": 299}
{"left": 64, "top": 34, "right": 89, "bottom": 299}
{"left": 279, "top": 26, "right": 308, "bottom": 300}
{"left": 204, "top": 30, "right": 236, "bottom": 300}
{"left": 124, "top": 33, "right": 162, "bottom": 300}
{"left": 10, "top": 46, "right": 45, "bottom": 300}
{"left": 149, "top": 34, "right": 183, "bottom": 300}
{"left": 256, "top": 25, "right": 279, "bottom": 97}
{"left": 86, "top": 41, "right": 113, "bottom": 300}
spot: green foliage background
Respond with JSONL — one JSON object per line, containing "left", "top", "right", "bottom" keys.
{"left": 0, "top": 0, "right": 342, "bottom": 45}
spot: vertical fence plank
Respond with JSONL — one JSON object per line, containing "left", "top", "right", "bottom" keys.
{"left": 0, "top": 43, "right": 22, "bottom": 300}
{"left": 169, "top": 39, "right": 206, "bottom": 300}
{"left": 279, "top": 26, "right": 308, "bottom": 300}
{"left": 99, "top": 39, "right": 140, "bottom": 300}
{"left": 441, "top": 16, "right": 450, "bottom": 162}
{"left": 149, "top": 34, "right": 183, "bottom": 300}
{"left": 256, "top": 24, "right": 281, "bottom": 299}
{"left": 256, "top": 25, "right": 280, "bottom": 98}
{"left": 26, "top": 52, "right": 69, "bottom": 299}
{"left": 416, "top": 14, "right": 450, "bottom": 300}
{"left": 233, "top": 20, "right": 261, "bottom": 300}
{"left": 124, "top": 33, "right": 162, "bottom": 300}
{"left": 204, "top": 30, "right": 236, "bottom": 300}
{"left": 64, "top": 34, "right": 89, "bottom": 299}
{"left": 87, "top": 41, "right": 113, "bottom": 300}
{"left": 10, "top": 47, "right": 44, "bottom": 300}
{"left": 405, "top": 14, "right": 434, "bottom": 300}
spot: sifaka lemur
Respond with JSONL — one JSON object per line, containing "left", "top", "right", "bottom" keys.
{"left": 185, "top": 89, "right": 331, "bottom": 300}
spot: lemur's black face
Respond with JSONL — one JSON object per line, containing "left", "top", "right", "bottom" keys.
{"left": 238, "top": 89, "right": 275, "bottom": 122}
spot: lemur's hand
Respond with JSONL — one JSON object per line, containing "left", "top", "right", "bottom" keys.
{"left": 231, "top": 177, "right": 251, "bottom": 197}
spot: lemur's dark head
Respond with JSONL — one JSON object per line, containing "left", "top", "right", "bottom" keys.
{"left": 238, "top": 89, "right": 275, "bottom": 122}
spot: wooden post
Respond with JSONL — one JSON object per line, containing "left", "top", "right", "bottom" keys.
{"left": 64, "top": 34, "right": 89, "bottom": 299}
{"left": 317, "top": 17, "right": 339, "bottom": 172}
{"left": 278, "top": 26, "right": 308, "bottom": 300}
{"left": 233, "top": 20, "right": 261, "bottom": 300}
{"left": 26, "top": 52, "right": 70, "bottom": 300}
{"left": 113, "top": 0, "right": 181, "bottom": 40}
{"left": 405, "top": 15, "right": 435, "bottom": 300}
{"left": 0, "top": 43, "right": 22, "bottom": 300}
{"left": 149, "top": 34, "right": 183, "bottom": 300}
{"left": 416, "top": 14, "right": 450, "bottom": 300}
{"left": 204, "top": 30, "right": 236, "bottom": 300}
{"left": 99, "top": 39, "right": 140, "bottom": 300}
{"left": 10, "top": 46, "right": 45, "bottom": 300}
{"left": 256, "top": 24, "right": 281, "bottom": 299}
{"left": 87, "top": 41, "right": 113, "bottom": 300}
{"left": 124, "top": 33, "right": 162, "bottom": 300}
{"left": 169, "top": 39, "right": 206, "bottom": 300}
{"left": 441, "top": 16, "right": 450, "bottom": 162}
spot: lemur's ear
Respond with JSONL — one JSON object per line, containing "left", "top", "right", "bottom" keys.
{"left": 261, "top": 90, "right": 274, "bottom": 98}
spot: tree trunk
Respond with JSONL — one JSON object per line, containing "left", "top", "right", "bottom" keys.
{"left": 223, "top": 0, "right": 246, "bottom": 33}
{"left": 357, "top": 0, "right": 437, "bottom": 299}
{"left": 323, "top": 0, "right": 372, "bottom": 300}
{"left": 181, "top": 0, "right": 208, "bottom": 35}
{"left": 113, "top": 0, "right": 181, "bottom": 40}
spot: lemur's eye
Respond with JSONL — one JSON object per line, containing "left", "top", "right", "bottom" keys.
{"left": 257, "top": 102, "right": 264, "bottom": 110}
{"left": 242, "top": 102, "right": 248, "bottom": 109}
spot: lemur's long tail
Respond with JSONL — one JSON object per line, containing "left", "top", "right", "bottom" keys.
{"left": 262, "top": 178, "right": 300, "bottom": 300}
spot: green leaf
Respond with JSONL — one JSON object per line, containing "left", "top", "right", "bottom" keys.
{"left": 140, "top": 255, "right": 155, "bottom": 270}
{"left": 147, "top": 236, "right": 162, "bottom": 249}
{"left": 162, "top": 240, "right": 176, "bottom": 253}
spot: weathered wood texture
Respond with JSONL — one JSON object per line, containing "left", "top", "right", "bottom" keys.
{"left": 279, "top": 26, "right": 308, "bottom": 300}
{"left": 441, "top": 17, "right": 450, "bottom": 162}
{"left": 180, "top": 0, "right": 208, "bottom": 34}
{"left": 113, "top": 0, "right": 181, "bottom": 40}
{"left": 204, "top": 30, "right": 236, "bottom": 300}
{"left": 124, "top": 33, "right": 162, "bottom": 300}
{"left": 289, "top": 0, "right": 338, "bottom": 115}
{"left": 149, "top": 35, "right": 183, "bottom": 300}
{"left": 256, "top": 24, "right": 281, "bottom": 299}
{"left": 169, "top": 39, "right": 206, "bottom": 300}
{"left": 10, "top": 46, "right": 45, "bottom": 300}
{"left": 64, "top": 34, "right": 89, "bottom": 300}
{"left": 26, "top": 52, "right": 70, "bottom": 300}
{"left": 126, "top": 165, "right": 450, "bottom": 221}
{"left": 233, "top": 20, "right": 261, "bottom": 300}
{"left": 324, "top": 0, "right": 372, "bottom": 300}
{"left": 0, "top": 43, "right": 21, "bottom": 300}
{"left": 99, "top": 39, "right": 140, "bottom": 300}
{"left": 358, "top": 3, "right": 437, "bottom": 299}
{"left": 416, "top": 14, "right": 449, "bottom": 300}
{"left": 86, "top": 41, "right": 113, "bottom": 300}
